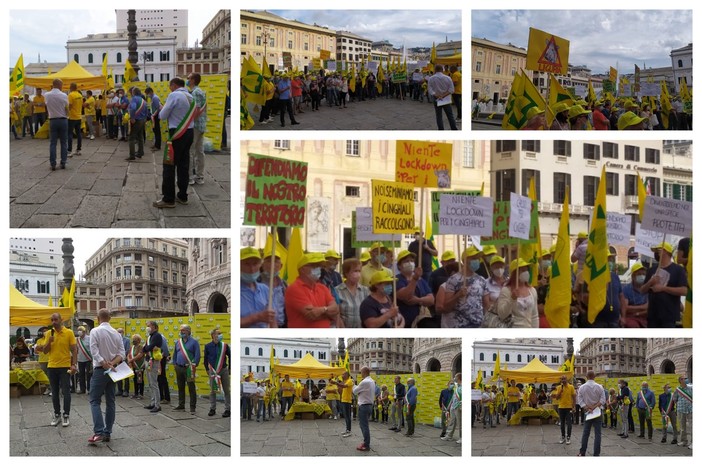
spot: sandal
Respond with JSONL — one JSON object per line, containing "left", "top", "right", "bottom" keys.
{"left": 88, "top": 434, "right": 104, "bottom": 443}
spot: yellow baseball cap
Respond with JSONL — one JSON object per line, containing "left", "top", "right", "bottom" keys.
{"left": 370, "top": 242, "right": 385, "bottom": 252}
{"left": 618, "top": 111, "right": 647, "bottom": 130}
{"left": 462, "top": 246, "right": 481, "bottom": 260}
{"left": 541, "top": 249, "right": 551, "bottom": 258}
{"left": 325, "top": 249, "right": 341, "bottom": 260}
{"left": 297, "top": 252, "right": 327, "bottom": 269}
{"left": 397, "top": 250, "right": 416, "bottom": 263}
{"left": 568, "top": 105, "right": 591, "bottom": 119}
{"left": 577, "top": 232, "right": 588, "bottom": 240}
{"left": 510, "top": 258, "right": 530, "bottom": 273}
{"left": 369, "top": 270, "right": 396, "bottom": 286}
{"left": 241, "top": 247, "right": 262, "bottom": 261}
{"left": 441, "top": 251, "right": 457, "bottom": 261}
{"left": 526, "top": 106, "right": 545, "bottom": 121}
{"left": 489, "top": 256, "right": 506, "bottom": 266}
{"left": 552, "top": 102, "right": 570, "bottom": 114}
{"left": 630, "top": 262, "right": 646, "bottom": 274}
{"left": 360, "top": 251, "right": 371, "bottom": 262}
{"left": 482, "top": 245, "right": 498, "bottom": 256}
{"left": 652, "top": 242, "right": 673, "bottom": 254}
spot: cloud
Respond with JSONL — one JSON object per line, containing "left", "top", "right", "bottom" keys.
{"left": 472, "top": 10, "right": 691, "bottom": 74}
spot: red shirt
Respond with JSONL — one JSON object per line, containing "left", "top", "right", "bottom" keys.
{"left": 539, "top": 314, "right": 551, "bottom": 328}
{"left": 291, "top": 79, "right": 303, "bottom": 97}
{"left": 284, "top": 279, "right": 334, "bottom": 328}
{"left": 593, "top": 109, "right": 609, "bottom": 130}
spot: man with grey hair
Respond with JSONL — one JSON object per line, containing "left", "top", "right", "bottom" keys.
{"left": 353, "top": 366, "right": 375, "bottom": 452}
{"left": 87, "top": 309, "right": 125, "bottom": 443}
{"left": 577, "top": 370, "right": 606, "bottom": 456}
{"left": 141, "top": 321, "right": 164, "bottom": 413}
{"left": 405, "top": 377, "right": 418, "bottom": 436}
{"left": 635, "top": 381, "right": 656, "bottom": 440}
{"left": 173, "top": 323, "right": 201, "bottom": 413}
{"left": 44, "top": 78, "right": 69, "bottom": 170}
{"left": 204, "top": 327, "right": 230, "bottom": 417}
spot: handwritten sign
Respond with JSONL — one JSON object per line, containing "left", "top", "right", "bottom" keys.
{"left": 395, "top": 140, "right": 453, "bottom": 187}
{"left": 282, "top": 52, "right": 292, "bottom": 69}
{"left": 368, "top": 61, "right": 379, "bottom": 73}
{"left": 639, "top": 82, "right": 660, "bottom": 97}
{"left": 242, "top": 382, "right": 257, "bottom": 394}
{"left": 481, "top": 201, "right": 539, "bottom": 246}
{"left": 509, "top": 192, "right": 532, "bottom": 240}
{"left": 633, "top": 222, "right": 682, "bottom": 258}
{"left": 641, "top": 195, "right": 692, "bottom": 236}
{"left": 431, "top": 189, "right": 481, "bottom": 234}
{"left": 356, "top": 207, "right": 395, "bottom": 242}
{"left": 244, "top": 153, "right": 308, "bottom": 227}
{"left": 605, "top": 212, "right": 631, "bottom": 247}
{"left": 438, "top": 194, "right": 493, "bottom": 236}
{"left": 326, "top": 60, "right": 337, "bottom": 71}
{"left": 311, "top": 58, "right": 321, "bottom": 70}
{"left": 392, "top": 71, "right": 407, "bottom": 83}
{"left": 320, "top": 50, "right": 331, "bottom": 60}
{"left": 372, "top": 179, "right": 415, "bottom": 234}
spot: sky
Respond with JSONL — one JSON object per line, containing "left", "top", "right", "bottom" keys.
{"left": 9, "top": 9, "right": 222, "bottom": 65}
{"left": 266, "top": 10, "right": 461, "bottom": 49}
{"left": 472, "top": 10, "right": 692, "bottom": 75}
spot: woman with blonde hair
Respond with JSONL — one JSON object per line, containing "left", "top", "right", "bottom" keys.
{"left": 128, "top": 334, "right": 145, "bottom": 399}
{"left": 496, "top": 259, "right": 539, "bottom": 328}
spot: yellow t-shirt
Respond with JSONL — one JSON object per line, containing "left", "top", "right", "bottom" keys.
{"left": 84, "top": 96, "right": 96, "bottom": 116}
{"left": 47, "top": 327, "right": 76, "bottom": 368}
{"left": 68, "top": 91, "right": 83, "bottom": 120}
{"left": 281, "top": 380, "right": 294, "bottom": 397}
{"left": 554, "top": 384, "right": 576, "bottom": 409}
{"left": 33, "top": 95, "right": 46, "bottom": 114}
{"left": 341, "top": 379, "right": 353, "bottom": 403}
{"left": 451, "top": 71, "right": 462, "bottom": 95}
{"left": 36, "top": 335, "right": 49, "bottom": 363}
{"left": 507, "top": 386, "right": 521, "bottom": 403}
{"left": 326, "top": 381, "right": 339, "bottom": 401}
{"left": 100, "top": 97, "right": 107, "bottom": 113}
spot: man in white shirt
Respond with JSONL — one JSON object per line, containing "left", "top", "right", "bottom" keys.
{"left": 577, "top": 370, "right": 607, "bottom": 456}
{"left": 426, "top": 65, "right": 458, "bottom": 130}
{"left": 87, "top": 309, "right": 126, "bottom": 444}
{"left": 353, "top": 366, "right": 376, "bottom": 452}
{"left": 44, "top": 78, "right": 69, "bottom": 170}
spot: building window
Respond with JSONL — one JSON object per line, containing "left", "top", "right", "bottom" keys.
{"left": 245, "top": 347, "right": 250, "bottom": 356}
{"left": 521, "top": 169, "right": 540, "bottom": 197}
{"left": 149, "top": 268, "right": 155, "bottom": 279}
{"left": 345, "top": 186, "right": 360, "bottom": 197}
{"left": 648, "top": 177, "right": 661, "bottom": 196}
{"left": 583, "top": 176, "right": 599, "bottom": 206}
{"left": 505, "top": 354, "right": 510, "bottom": 362}
{"left": 495, "top": 64, "right": 501, "bottom": 74}
{"left": 645, "top": 148, "right": 660, "bottom": 164}
{"left": 479, "top": 353, "right": 484, "bottom": 361}
{"left": 124, "top": 266, "right": 132, "bottom": 278}
{"left": 284, "top": 349, "right": 289, "bottom": 358}
{"left": 496, "top": 140, "right": 516, "bottom": 152}
{"left": 518, "top": 355, "right": 522, "bottom": 362}
{"left": 496, "top": 169, "right": 516, "bottom": 202}
{"left": 288, "top": 40, "right": 293, "bottom": 49}
{"left": 116, "top": 52, "right": 122, "bottom": 63}
{"left": 583, "top": 143, "right": 600, "bottom": 160}
{"left": 73, "top": 53, "right": 79, "bottom": 63}
{"left": 258, "top": 347, "right": 263, "bottom": 356}
{"left": 346, "top": 140, "right": 360, "bottom": 156}
{"left": 463, "top": 143, "right": 474, "bottom": 167}
{"left": 274, "top": 140, "right": 290, "bottom": 150}
{"left": 554, "top": 140, "right": 572, "bottom": 156}
{"left": 255, "top": 36, "right": 262, "bottom": 46}
{"left": 678, "top": 59, "right": 683, "bottom": 68}
{"left": 521, "top": 140, "right": 541, "bottom": 152}
{"left": 88, "top": 53, "right": 94, "bottom": 64}
{"left": 163, "top": 271, "right": 168, "bottom": 282}
{"left": 241, "top": 33, "right": 247, "bottom": 45}
{"left": 624, "top": 145, "right": 640, "bottom": 161}
{"left": 160, "top": 51, "right": 170, "bottom": 62}
{"left": 624, "top": 174, "right": 637, "bottom": 196}
{"left": 115, "top": 267, "right": 121, "bottom": 278}
{"left": 606, "top": 172, "right": 619, "bottom": 196}
{"left": 475, "top": 61, "right": 482, "bottom": 72}
{"left": 553, "top": 173, "right": 571, "bottom": 204}
{"left": 603, "top": 142, "right": 618, "bottom": 159}
{"left": 492, "top": 353, "right": 497, "bottom": 361}
{"left": 160, "top": 73, "right": 170, "bottom": 81}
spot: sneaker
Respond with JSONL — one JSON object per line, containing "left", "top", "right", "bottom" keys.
{"left": 62, "top": 415, "right": 70, "bottom": 427}
{"left": 559, "top": 437, "right": 565, "bottom": 444}
{"left": 671, "top": 439, "right": 678, "bottom": 445}
{"left": 189, "top": 178, "right": 196, "bottom": 185}
{"left": 153, "top": 199, "right": 176, "bottom": 209}
{"left": 50, "top": 414, "right": 61, "bottom": 426}
{"left": 456, "top": 439, "right": 462, "bottom": 444}
{"left": 441, "top": 436, "right": 453, "bottom": 441}
{"left": 356, "top": 443, "right": 370, "bottom": 452}
{"left": 173, "top": 405, "right": 185, "bottom": 411}
{"left": 75, "top": 151, "right": 81, "bottom": 156}
{"left": 176, "top": 197, "right": 188, "bottom": 205}
{"left": 150, "top": 407, "right": 161, "bottom": 413}
{"left": 662, "top": 438, "right": 667, "bottom": 443}
{"left": 222, "top": 411, "right": 230, "bottom": 418}
{"left": 334, "top": 416, "right": 338, "bottom": 420}
{"left": 342, "top": 431, "right": 352, "bottom": 438}
{"left": 260, "top": 120, "right": 268, "bottom": 125}
{"left": 195, "top": 178, "right": 205, "bottom": 185}
{"left": 208, "top": 409, "right": 216, "bottom": 417}
{"left": 76, "top": 390, "right": 83, "bottom": 394}
{"left": 566, "top": 437, "right": 571, "bottom": 445}
{"left": 43, "top": 389, "right": 51, "bottom": 395}
{"left": 68, "top": 153, "right": 73, "bottom": 158}
{"left": 90, "top": 135, "right": 95, "bottom": 140}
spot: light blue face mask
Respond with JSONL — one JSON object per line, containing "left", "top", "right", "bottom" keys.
{"left": 310, "top": 267, "right": 322, "bottom": 280}
{"left": 180, "top": 332, "right": 187, "bottom": 339}
{"left": 241, "top": 272, "right": 260, "bottom": 283}
{"left": 383, "top": 284, "right": 394, "bottom": 296}
{"left": 470, "top": 260, "right": 480, "bottom": 272}
{"left": 217, "top": 334, "right": 224, "bottom": 342}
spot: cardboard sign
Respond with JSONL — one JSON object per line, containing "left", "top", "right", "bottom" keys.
{"left": 395, "top": 140, "right": 453, "bottom": 187}
{"left": 431, "top": 189, "right": 481, "bottom": 234}
{"left": 438, "top": 194, "right": 493, "bottom": 236}
{"left": 634, "top": 222, "right": 667, "bottom": 258}
{"left": 509, "top": 192, "right": 532, "bottom": 240}
{"left": 242, "top": 382, "right": 257, "bottom": 394}
{"left": 356, "top": 207, "right": 395, "bottom": 242}
{"left": 326, "top": 60, "right": 336, "bottom": 71}
{"left": 392, "top": 71, "right": 407, "bottom": 83}
{"left": 641, "top": 196, "right": 692, "bottom": 236}
{"left": 639, "top": 82, "right": 660, "bottom": 97}
{"left": 605, "top": 212, "right": 631, "bottom": 247}
{"left": 244, "top": 153, "right": 308, "bottom": 227}
{"left": 481, "top": 201, "right": 539, "bottom": 246}
{"left": 320, "top": 50, "right": 331, "bottom": 60}
{"left": 371, "top": 179, "right": 415, "bottom": 234}
{"left": 311, "top": 58, "right": 321, "bottom": 70}
{"left": 368, "top": 61, "right": 379, "bottom": 73}
{"left": 282, "top": 52, "right": 292, "bottom": 69}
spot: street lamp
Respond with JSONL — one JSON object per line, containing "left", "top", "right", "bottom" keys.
{"left": 141, "top": 51, "right": 152, "bottom": 82}
{"left": 262, "top": 26, "right": 271, "bottom": 72}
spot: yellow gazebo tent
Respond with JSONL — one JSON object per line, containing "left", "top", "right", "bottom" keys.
{"left": 498, "top": 358, "right": 573, "bottom": 384}
{"left": 9, "top": 285, "right": 72, "bottom": 326}
{"left": 273, "top": 353, "right": 346, "bottom": 380}
{"left": 24, "top": 60, "right": 107, "bottom": 91}
{"left": 435, "top": 53, "right": 462, "bottom": 66}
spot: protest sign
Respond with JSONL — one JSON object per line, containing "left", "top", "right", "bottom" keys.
{"left": 641, "top": 196, "right": 692, "bottom": 236}
{"left": 395, "top": 140, "right": 453, "bottom": 186}
{"left": 431, "top": 189, "right": 481, "bottom": 234}
{"left": 438, "top": 194, "right": 493, "bottom": 236}
{"left": 526, "top": 27, "right": 570, "bottom": 75}
{"left": 372, "top": 179, "right": 415, "bottom": 234}
{"left": 509, "top": 192, "right": 532, "bottom": 240}
{"left": 482, "top": 201, "right": 539, "bottom": 245}
{"left": 312, "top": 58, "right": 321, "bottom": 70}
{"left": 392, "top": 71, "right": 407, "bottom": 83}
{"left": 639, "top": 82, "right": 660, "bottom": 97}
{"left": 326, "top": 60, "right": 337, "bottom": 71}
{"left": 244, "top": 153, "right": 308, "bottom": 228}
{"left": 621, "top": 84, "right": 632, "bottom": 96}
{"left": 368, "top": 61, "right": 379, "bottom": 73}
{"left": 356, "top": 207, "right": 395, "bottom": 242}
{"left": 282, "top": 52, "right": 292, "bottom": 69}
{"left": 242, "top": 382, "right": 257, "bottom": 394}
{"left": 605, "top": 212, "right": 631, "bottom": 247}
{"left": 634, "top": 223, "right": 667, "bottom": 257}
{"left": 320, "top": 50, "right": 331, "bottom": 60}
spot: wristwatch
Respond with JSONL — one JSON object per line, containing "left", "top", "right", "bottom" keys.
{"left": 324, "top": 306, "right": 328, "bottom": 314}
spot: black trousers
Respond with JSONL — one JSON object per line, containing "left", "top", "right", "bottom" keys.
{"left": 161, "top": 128, "right": 193, "bottom": 203}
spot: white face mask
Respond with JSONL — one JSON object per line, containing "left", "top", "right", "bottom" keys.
{"left": 519, "top": 271, "right": 531, "bottom": 283}
{"left": 492, "top": 267, "right": 504, "bottom": 278}
{"left": 402, "top": 261, "right": 416, "bottom": 273}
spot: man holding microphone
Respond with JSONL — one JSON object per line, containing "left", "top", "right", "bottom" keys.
{"left": 39, "top": 313, "right": 77, "bottom": 428}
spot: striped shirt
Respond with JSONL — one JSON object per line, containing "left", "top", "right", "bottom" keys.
{"left": 335, "top": 282, "right": 370, "bottom": 328}
{"left": 673, "top": 385, "right": 692, "bottom": 414}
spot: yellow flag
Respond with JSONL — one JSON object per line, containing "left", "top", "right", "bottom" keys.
{"left": 124, "top": 59, "right": 138, "bottom": 84}
{"left": 609, "top": 66, "right": 617, "bottom": 82}
{"left": 545, "top": 189, "right": 571, "bottom": 328}
{"left": 47, "top": 295, "right": 53, "bottom": 307}
{"left": 584, "top": 167, "right": 610, "bottom": 324}
{"left": 10, "top": 54, "right": 25, "bottom": 97}
{"left": 491, "top": 351, "right": 501, "bottom": 381}
{"left": 262, "top": 56, "right": 272, "bottom": 79}
{"left": 430, "top": 42, "right": 436, "bottom": 66}
{"left": 474, "top": 368, "right": 483, "bottom": 389}
{"left": 680, "top": 77, "right": 691, "bottom": 101}
{"left": 548, "top": 74, "right": 574, "bottom": 127}
{"left": 264, "top": 231, "right": 288, "bottom": 272}
{"left": 559, "top": 353, "right": 575, "bottom": 372}
{"left": 587, "top": 79, "right": 597, "bottom": 106}
{"left": 68, "top": 277, "right": 76, "bottom": 315}
{"left": 502, "top": 71, "right": 524, "bottom": 129}
{"left": 269, "top": 345, "right": 276, "bottom": 385}
{"left": 683, "top": 239, "right": 692, "bottom": 328}
{"left": 285, "top": 228, "right": 304, "bottom": 284}
{"left": 241, "top": 56, "right": 267, "bottom": 106}
{"left": 349, "top": 65, "right": 356, "bottom": 93}
{"left": 377, "top": 64, "right": 384, "bottom": 94}
{"left": 526, "top": 27, "right": 570, "bottom": 75}
{"left": 637, "top": 171, "right": 647, "bottom": 222}
{"left": 102, "top": 53, "right": 108, "bottom": 78}
{"left": 240, "top": 89, "right": 255, "bottom": 130}
{"left": 520, "top": 177, "right": 542, "bottom": 286}
{"left": 659, "top": 81, "right": 673, "bottom": 129}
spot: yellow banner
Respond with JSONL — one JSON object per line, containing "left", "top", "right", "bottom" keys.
{"left": 320, "top": 50, "right": 331, "bottom": 60}
{"left": 609, "top": 66, "right": 618, "bottom": 83}
{"left": 311, "top": 58, "right": 321, "bottom": 70}
{"left": 526, "top": 27, "right": 570, "bottom": 75}
{"left": 372, "top": 179, "right": 415, "bottom": 234}
{"left": 395, "top": 140, "right": 453, "bottom": 187}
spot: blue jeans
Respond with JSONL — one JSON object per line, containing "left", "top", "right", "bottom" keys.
{"left": 580, "top": 414, "right": 602, "bottom": 456}
{"left": 434, "top": 101, "right": 458, "bottom": 130}
{"left": 257, "top": 399, "right": 265, "bottom": 420}
{"left": 89, "top": 367, "right": 116, "bottom": 436}
{"left": 242, "top": 396, "right": 253, "bottom": 419}
{"left": 49, "top": 118, "right": 68, "bottom": 167}
{"left": 48, "top": 367, "right": 71, "bottom": 415}
{"left": 67, "top": 119, "right": 81, "bottom": 152}
{"left": 342, "top": 402, "right": 352, "bottom": 432}
{"left": 359, "top": 404, "right": 372, "bottom": 447}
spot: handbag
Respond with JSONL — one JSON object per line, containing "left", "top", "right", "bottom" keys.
{"left": 481, "top": 307, "right": 513, "bottom": 328}
{"left": 411, "top": 305, "right": 433, "bottom": 328}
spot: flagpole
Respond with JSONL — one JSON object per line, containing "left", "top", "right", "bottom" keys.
{"left": 267, "top": 226, "right": 278, "bottom": 329}
{"left": 419, "top": 188, "right": 425, "bottom": 271}
{"left": 393, "top": 234, "right": 401, "bottom": 328}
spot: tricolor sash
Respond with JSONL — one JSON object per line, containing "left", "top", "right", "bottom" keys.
{"left": 639, "top": 390, "right": 652, "bottom": 418}
{"left": 78, "top": 338, "right": 92, "bottom": 362}
{"left": 163, "top": 95, "right": 196, "bottom": 165}
{"left": 129, "top": 345, "right": 144, "bottom": 371}
{"left": 675, "top": 386, "right": 692, "bottom": 403}
{"left": 209, "top": 342, "right": 227, "bottom": 392}
{"left": 131, "top": 96, "right": 146, "bottom": 121}
{"left": 177, "top": 338, "right": 196, "bottom": 380}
